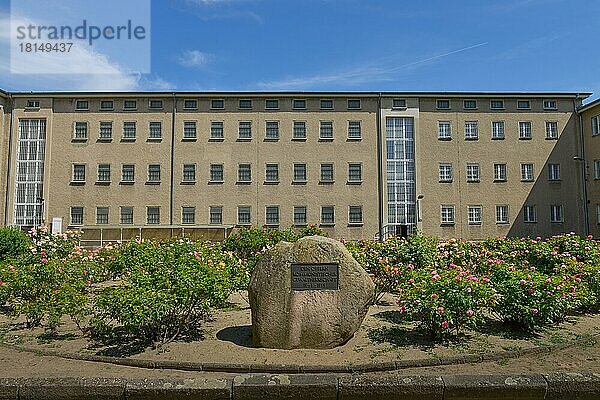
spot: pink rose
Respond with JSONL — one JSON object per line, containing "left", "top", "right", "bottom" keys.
{"left": 466, "top": 309, "right": 474, "bottom": 317}
{"left": 532, "top": 308, "right": 539, "bottom": 314}
{"left": 441, "top": 321, "right": 449, "bottom": 329}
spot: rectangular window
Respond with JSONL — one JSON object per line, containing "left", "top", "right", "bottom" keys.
{"left": 26, "top": 100, "right": 40, "bottom": 108}
{"left": 348, "top": 121, "right": 362, "bottom": 139}
{"left": 347, "top": 99, "right": 361, "bottom": 109}
{"left": 97, "top": 164, "right": 111, "bottom": 182}
{"left": 348, "top": 163, "right": 362, "bottom": 183}
{"left": 550, "top": 205, "right": 563, "bottom": 223}
{"left": 466, "top": 163, "right": 480, "bottom": 182}
{"left": 521, "top": 163, "right": 534, "bottom": 181}
{"left": 438, "top": 121, "right": 451, "bottom": 140}
{"left": 293, "top": 99, "right": 306, "bottom": 109}
{"left": 210, "top": 164, "right": 224, "bottom": 183}
{"left": 123, "top": 121, "right": 136, "bottom": 140}
{"left": 70, "top": 207, "right": 83, "bottom": 226}
{"left": 183, "top": 121, "right": 197, "bottom": 139}
{"left": 99, "top": 121, "right": 112, "bottom": 140}
{"left": 182, "top": 207, "right": 195, "bottom": 224}
{"left": 147, "top": 207, "right": 160, "bottom": 225}
{"left": 293, "top": 163, "right": 307, "bottom": 182}
{"left": 239, "top": 121, "right": 252, "bottom": 139}
{"left": 149, "top": 99, "right": 163, "bottom": 109}
{"left": 321, "top": 206, "right": 335, "bottom": 225}
{"left": 265, "top": 99, "right": 279, "bottom": 109}
{"left": 463, "top": 99, "right": 477, "bottom": 109}
{"left": 237, "top": 206, "right": 251, "bottom": 225}
{"left": 209, "top": 206, "right": 222, "bottom": 224}
{"left": 594, "top": 160, "right": 600, "bottom": 179}
{"left": 123, "top": 100, "right": 137, "bottom": 110}
{"left": 96, "top": 207, "right": 109, "bottom": 225}
{"left": 349, "top": 205, "right": 363, "bottom": 224}
{"left": 545, "top": 121, "right": 558, "bottom": 139}
{"left": 519, "top": 121, "right": 532, "bottom": 139}
{"left": 293, "top": 121, "right": 307, "bottom": 140}
{"left": 524, "top": 205, "right": 537, "bottom": 223}
{"left": 121, "top": 164, "right": 135, "bottom": 183}
{"left": 238, "top": 99, "right": 252, "bottom": 109}
{"left": 74, "top": 122, "right": 88, "bottom": 140}
{"left": 265, "top": 206, "right": 280, "bottom": 226}
{"left": 490, "top": 100, "right": 504, "bottom": 109}
{"left": 148, "top": 164, "right": 161, "bottom": 183}
{"left": 320, "top": 163, "right": 334, "bottom": 183}
{"left": 439, "top": 163, "right": 453, "bottom": 182}
{"left": 211, "top": 99, "right": 224, "bottom": 109}
{"left": 494, "top": 163, "right": 507, "bottom": 181}
{"left": 597, "top": 205, "right": 600, "bottom": 225}
{"left": 265, "top": 163, "right": 279, "bottom": 183}
{"left": 149, "top": 122, "right": 162, "bottom": 139}
{"left": 548, "top": 163, "right": 561, "bottom": 181}
{"left": 518, "top": 100, "right": 531, "bottom": 110}
{"left": 320, "top": 121, "right": 333, "bottom": 139}
{"left": 265, "top": 121, "right": 279, "bottom": 140}
{"left": 294, "top": 206, "right": 307, "bottom": 225}
{"left": 543, "top": 100, "right": 557, "bottom": 110}
{"left": 468, "top": 205, "right": 482, "bottom": 225}
{"left": 592, "top": 116, "right": 600, "bottom": 136}
{"left": 436, "top": 99, "right": 450, "bottom": 109}
{"left": 100, "top": 100, "right": 114, "bottom": 110}
{"left": 496, "top": 205, "right": 509, "bottom": 224}
{"left": 72, "top": 164, "right": 86, "bottom": 182}
{"left": 238, "top": 163, "right": 252, "bottom": 183}
{"left": 183, "top": 99, "right": 198, "bottom": 109}
{"left": 182, "top": 164, "right": 196, "bottom": 183}
{"left": 392, "top": 98, "right": 407, "bottom": 108}
{"left": 492, "top": 121, "right": 505, "bottom": 139}
{"left": 120, "top": 207, "right": 133, "bottom": 225}
{"left": 441, "top": 205, "right": 455, "bottom": 225}
{"left": 320, "top": 99, "right": 334, "bottom": 109}
{"left": 75, "top": 100, "right": 89, "bottom": 110}
{"left": 464, "top": 121, "right": 478, "bottom": 140}
{"left": 211, "top": 121, "right": 224, "bottom": 139}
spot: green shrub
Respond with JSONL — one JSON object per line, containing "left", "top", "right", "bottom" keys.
{"left": 0, "top": 227, "right": 31, "bottom": 261}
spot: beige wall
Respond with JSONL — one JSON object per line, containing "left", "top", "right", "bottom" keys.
{"left": 416, "top": 97, "right": 584, "bottom": 240}
{"left": 582, "top": 101, "right": 600, "bottom": 237}
{"left": 0, "top": 94, "right": 10, "bottom": 226}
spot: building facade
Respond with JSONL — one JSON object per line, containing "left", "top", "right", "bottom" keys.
{"left": 0, "top": 90, "right": 595, "bottom": 242}
{"left": 581, "top": 99, "right": 600, "bottom": 238}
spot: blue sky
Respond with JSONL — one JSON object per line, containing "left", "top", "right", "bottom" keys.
{"left": 1, "top": 0, "right": 599, "bottom": 101}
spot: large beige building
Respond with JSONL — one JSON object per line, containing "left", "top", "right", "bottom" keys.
{"left": 0, "top": 89, "right": 596, "bottom": 243}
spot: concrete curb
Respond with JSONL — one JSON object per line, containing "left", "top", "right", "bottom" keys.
{"left": 1, "top": 331, "right": 598, "bottom": 374}
{"left": 1, "top": 373, "right": 600, "bottom": 399}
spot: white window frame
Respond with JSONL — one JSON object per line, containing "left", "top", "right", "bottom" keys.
{"left": 521, "top": 163, "right": 534, "bottom": 181}
{"left": 548, "top": 163, "right": 561, "bottom": 181}
{"left": 439, "top": 163, "right": 453, "bottom": 182}
{"left": 496, "top": 205, "right": 509, "bottom": 224}
{"left": 592, "top": 115, "right": 600, "bottom": 136}
{"left": 464, "top": 121, "right": 478, "bottom": 140}
{"left": 524, "top": 205, "right": 537, "bottom": 223}
{"left": 494, "top": 163, "right": 507, "bottom": 182}
{"left": 468, "top": 205, "right": 482, "bottom": 225}
{"left": 545, "top": 121, "right": 558, "bottom": 139}
{"left": 550, "top": 205, "right": 564, "bottom": 223}
{"left": 440, "top": 205, "right": 455, "bottom": 225}
{"left": 492, "top": 121, "right": 505, "bottom": 139}
{"left": 466, "top": 163, "right": 480, "bottom": 182}
{"left": 438, "top": 121, "right": 452, "bottom": 140}
{"left": 519, "top": 121, "right": 532, "bottom": 139}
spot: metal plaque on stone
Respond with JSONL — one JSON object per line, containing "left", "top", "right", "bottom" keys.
{"left": 291, "top": 263, "right": 339, "bottom": 291}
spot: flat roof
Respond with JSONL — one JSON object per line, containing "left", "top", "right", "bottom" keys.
{"left": 578, "top": 98, "right": 600, "bottom": 113}
{"left": 3, "top": 90, "right": 593, "bottom": 99}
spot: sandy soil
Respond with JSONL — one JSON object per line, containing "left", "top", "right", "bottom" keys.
{"left": 0, "top": 291, "right": 598, "bottom": 377}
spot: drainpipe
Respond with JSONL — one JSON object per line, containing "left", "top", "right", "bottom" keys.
{"left": 170, "top": 93, "right": 176, "bottom": 226}
{"left": 376, "top": 93, "right": 384, "bottom": 241}
{"left": 4, "top": 95, "right": 14, "bottom": 227}
{"left": 575, "top": 96, "right": 590, "bottom": 236}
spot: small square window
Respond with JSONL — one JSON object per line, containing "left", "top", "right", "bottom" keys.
{"left": 183, "top": 99, "right": 198, "bottom": 109}
{"left": 294, "top": 206, "right": 307, "bottom": 226}
{"left": 490, "top": 100, "right": 504, "bottom": 110}
{"left": 76, "top": 100, "right": 89, "bottom": 110}
{"left": 70, "top": 207, "right": 84, "bottom": 226}
{"left": 237, "top": 206, "right": 251, "bottom": 225}
{"left": 349, "top": 205, "right": 363, "bottom": 225}
{"left": 543, "top": 100, "right": 557, "bottom": 110}
{"left": 123, "top": 100, "right": 137, "bottom": 110}
{"left": 265, "top": 206, "right": 280, "bottom": 226}
{"left": 463, "top": 100, "right": 477, "bottom": 109}
{"left": 96, "top": 207, "right": 109, "bottom": 225}
{"left": 320, "top": 99, "right": 334, "bottom": 109}
{"left": 517, "top": 100, "right": 531, "bottom": 110}
{"left": 211, "top": 99, "right": 224, "bottom": 109}
{"left": 182, "top": 207, "right": 196, "bottom": 225}
{"left": 265, "top": 99, "right": 279, "bottom": 109}
{"left": 211, "top": 121, "right": 224, "bottom": 140}
{"left": 27, "top": 100, "right": 40, "bottom": 109}
{"left": 436, "top": 99, "right": 450, "bottom": 109}
{"left": 149, "top": 99, "right": 163, "bottom": 109}
{"left": 238, "top": 99, "right": 252, "bottom": 109}
{"left": 293, "top": 99, "right": 306, "bottom": 109}
{"left": 321, "top": 206, "right": 335, "bottom": 225}
{"left": 210, "top": 164, "right": 224, "bottom": 183}
{"left": 120, "top": 207, "right": 133, "bottom": 224}
{"left": 147, "top": 207, "right": 160, "bottom": 225}
{"left": 347, "top": 99, "right": 361, "bottom": 109}
{"left": 392, "top": 98, "right": 406, "bottom": 109}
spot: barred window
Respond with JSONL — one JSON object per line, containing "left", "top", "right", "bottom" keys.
{"left": 349, "top": 205, "right": 363, "bottom": 224}
{"left": 548, "top": 164, "right": 561, "bottom": 181}
{"left": 496, "top": 205, "right": 509, "bottom": 224}
{"left": 347, "top": 99, "right": 361, "bottom": 109}
{"left": 149, "top": 99, "right": 163, "bottom": 109}
{"left": 238, "top": 99, "right": 252, "bottom": 109}
{"left": 521, "top": 164, "right": 534, "bottom": 181}
{"left": 70, "top": 207, "right": 83, "bottom": 225}
{"left": 149, "top": 122, "right": 162, "bottom": 139}
{"left": 184, "top": 99, "right": 198, "bottom": 109}
{"left": 348, "top": 163, "right": 362, "bottom": 182}
{"left": 265, "top": 206, "right": 279, "bottom": 225}
{"left": 546, "top": 121, "right": 558, "bottom": 139}
{"left": 524, "top": 205, "right": 536, "bottom": 223}
{"left": 97, "top": 164, "right": 111, "bottom": 182}
{"left": 466, "top": 163, "right": 480, "bottom": 182}
{"left": 121, "top": 164, "right": 135, "bottom": 183}
{"left": 148, "top": 164, "right": 161, "bottom": 183}
{"left": 490, "top": 100, "right": 504, "bottom": 109}
{"left": 96, "top": 207, "right": 109, "bottom": 225}
{"left": 348, "top": 121, "right": 362, "bottom": 139}
{"left": 182, "top": 207, "right": 196, "bottom": 224}
{"left": 494, "top": 163, "right": 507, "bottom": 181}
{"left": 265, "top": 164, "right": 279, "bottom": 182}
{"left": 439, "top": 163, "right": 452, "bottom": 182}
{"left": 293, "top": 121, "right": 306, "bottom": 139}
{"left": 492, "top": 121, "right": 504, "bottom": 139}
{"left": 211, "top": 121, "right": 224, "bottom": 139}
{"left": 265, "top": 121, "right": 279, "bottom": 140}
{"left": 123, "top": 122, "right": 136, "bottom": 139}
{"left": 550, "top": 205, "right": 563, "bottom": 223}
{"left": 293, "top": 99, "right": 306, "bottom": 109}
{"left": 76, "top": 100, "right": 89, "bottom": 110}
{"left": 211, "top": 99, "right": 224, "bottom": 109}
{"left": 468, "top": 205, "right": 482, "bottom": 225}
{"left": 183, "top": 164, "right": 196, "bottom": 183}
{"left": 438, "top": 121, "right": 451, "bottom": 139}
{"left": 100, "top": 100, "right": 113, "bottom": 110}
{"left": 237, "top": 206, "right": 251, "bottom": 225}
{"left": 441, "top": 205, "right": 455, "bottom": 224}
{"left": 519, "top": 122, "right": 532, "bottom": 139}
{"left": 320, "top": 163, "right": 334, "bottom": 182}
{"left": 293, "top": 163, "right": 307, "bottom": 182}
{"left": 320, "top": 99, "right": 333, "bottom": 109}
{"left": 210, "top": 164, "right": 224, "bottom": 182}
{"left": 120, "top": 207, "right": 133, "bottom": 224}
{"left": 72, "top": 164, "right": 86, "bottom": 182}
{"left": 210, "top": 206, "right": 223, "bottom": 224}
{"left": 321, "top": 206, "right": 335, "bottom": 225}
{"left": 123, "top": 100, "right": 137, "bottom": 110}
{"left": 464, "top": 121, "right": 478, "bottom": 140}
{"left": 99, "top": 122, "right": 113, "bottom": 140}
{"left": 239, "top": 121, "right": 252, "bottom": 139}
{"left": 74, "top": 122, "right": 88, "bottom": 140}
{"left": 320, "top": 121, "right": 333, "bottom": 139}
{"left": 147, "top": 207, "right": 160, "bottom": 225}
{"left": 265, "top": 99, "right": 279, "bottom": 109}
{"left": 294, "top": 206, "right": 307, "bottom": 225}
{"left": 183, "top": 121, "right": 197, "bottom": 139}
{"left": 238, "top": 164, "right": 252, "bottom": 182}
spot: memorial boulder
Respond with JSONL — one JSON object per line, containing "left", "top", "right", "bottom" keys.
{"left": 248, "top": 235, "right": 375, "bottom": 349}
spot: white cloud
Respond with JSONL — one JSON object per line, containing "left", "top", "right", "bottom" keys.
{"left": 178, "top": 50, "right": 213, "bottom": 68}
